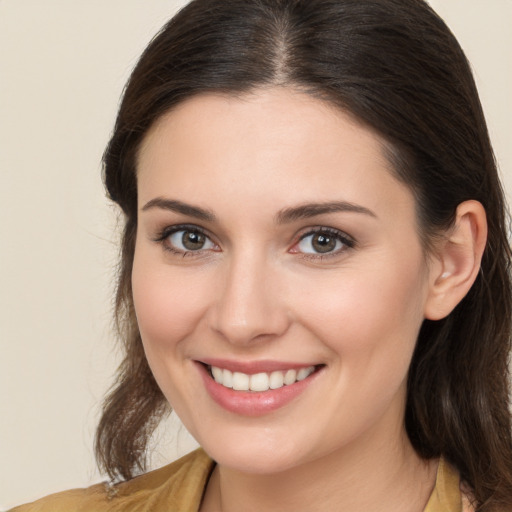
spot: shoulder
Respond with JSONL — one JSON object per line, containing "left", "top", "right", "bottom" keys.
{"left": 8, "top": 484, "right": 107, "bottom": 512}
{"left": 424, "top": 457, "right": 477, "bottom": 512}
{"left": 9, "top": 449, "right": 214, "bottom": 512}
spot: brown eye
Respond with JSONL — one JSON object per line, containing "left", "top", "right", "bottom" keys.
{"left": 311, "top": 233, "right": 337, "bottom": 253}
{"left": 296, "top": 229, "right": 352, "bottom": 256}
{"left": 182, "top": 231, "right": 206, "bottom": 250}
{"left": 168, "top": 229, "right": 215, "bottom": 252}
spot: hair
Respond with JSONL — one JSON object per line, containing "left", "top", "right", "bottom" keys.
{"left": 95, "top": 0, "right": 512, "bottom": 509}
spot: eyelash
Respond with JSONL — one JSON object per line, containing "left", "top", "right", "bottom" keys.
{"left": 153, "top": 224, "right": 217, "bottom": 257}
{"left": 153, "top": 224, "right": 355, "bottom": 260}
{"left": 293, "top": 227, "right": 355, "bottom": 260}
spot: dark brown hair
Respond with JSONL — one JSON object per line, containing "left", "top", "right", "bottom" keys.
{"left": 96, "top": 0, "right": 512, "bottom": 509}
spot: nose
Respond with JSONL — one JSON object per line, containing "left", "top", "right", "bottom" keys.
{"left": 208, "top": 252, "right": 290, "bottom": 346}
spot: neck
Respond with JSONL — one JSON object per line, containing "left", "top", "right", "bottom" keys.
{"left": 201, "top": 423, "right": 438, "bottom": 512}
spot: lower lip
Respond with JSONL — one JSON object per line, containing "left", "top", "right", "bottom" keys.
{"left": 197, "top": 363, "right": 323, "bottom": 416}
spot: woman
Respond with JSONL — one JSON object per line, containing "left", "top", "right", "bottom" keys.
{"left": 11, "top": 0, "right": 512, "bottom": 510}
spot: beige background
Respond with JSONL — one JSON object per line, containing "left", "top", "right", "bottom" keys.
{"left": 1, "top": 0, "right": 511, "bottom": 509}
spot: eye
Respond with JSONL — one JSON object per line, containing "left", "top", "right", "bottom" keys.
{"left": 294, "top": 228, "right": 354, "bottom": 256}
{"left": 169, "top": 229, "right": 215, "bottom": 251}
{"left": 155, "top": 225, "right": 218, "bottom": 255}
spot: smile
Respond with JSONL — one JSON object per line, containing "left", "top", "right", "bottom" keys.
{"left": 197, "top": 361, "right": 324, "bottom": 416}
{"left": 209, "top": 365, "right": 316, "bottom": 392}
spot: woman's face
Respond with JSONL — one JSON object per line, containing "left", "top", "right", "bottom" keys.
{"left": 133, "top": 88, "right": 435, "bottom": 474}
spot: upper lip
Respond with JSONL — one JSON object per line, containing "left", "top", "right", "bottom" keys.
{"left": 197, "top": 358, "right": 321, "bottom": 374}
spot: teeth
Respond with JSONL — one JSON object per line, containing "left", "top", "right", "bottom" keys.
{"left": 211, "top": 366, "right": 223, "bottom": 383}
{"left": 269, "top": 371, "right": 284, "bottom": 389}
{"left": 209, "top": 365, "right": 316, "bottom": 391}
{"left": 222, "top": 368, "right": 233, "bottom": 388}
{"left": 297, "top": 367, "right": 313, "bottom": 381}
{"left": 232, "top": 372, "right": 250, "bottom": 391}
{"left": 284, "top": 369, "right": 297, "bottom": 385}
{"left": 250, "top": 372, "right": 269, "bottom": 392}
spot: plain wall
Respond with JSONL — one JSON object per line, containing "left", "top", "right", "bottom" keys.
{"left": 1, "top": 1, "right": 511, "bottom": 509}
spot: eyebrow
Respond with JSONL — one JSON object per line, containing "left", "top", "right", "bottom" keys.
{"left": 141, "top": 197, "right": 376, "bottom": 224}
{"left": 275, "top": 201, "right": 376, "bottom": 224}
{"left": 141, "top": 197, "right": 216, "bottom": 222}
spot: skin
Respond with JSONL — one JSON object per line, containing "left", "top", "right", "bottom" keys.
{"left": 132, "top": 88, "right": 485, "bottom": 511}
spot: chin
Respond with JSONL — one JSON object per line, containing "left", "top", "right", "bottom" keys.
{"left": 197, "top": 426, "right": 311, "bottom": 475}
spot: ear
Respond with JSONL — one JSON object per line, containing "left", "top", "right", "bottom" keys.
{"left": 424, "top": 200, "right": 487, "bottom": 321}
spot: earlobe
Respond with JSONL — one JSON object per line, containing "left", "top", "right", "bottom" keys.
{"left": 424, "top": 200, "right": 487, "bottom": 321}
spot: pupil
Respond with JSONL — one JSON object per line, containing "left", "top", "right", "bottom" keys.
{"left": 312, "top": 233, "right": 336, "bottom": 253}
{"left": 182, "top": 231, "right": 205, "bottom": 250}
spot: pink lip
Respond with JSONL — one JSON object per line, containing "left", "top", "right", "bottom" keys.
{"left": 196, "top": 361, "right": 323, "bottom": 417}
{"left": 199, "top": 358, "right": 316, "bottom": 374}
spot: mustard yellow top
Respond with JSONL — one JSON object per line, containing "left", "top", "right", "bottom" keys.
{"left": 10, "top": 449, "right": 473, "bottom": 512}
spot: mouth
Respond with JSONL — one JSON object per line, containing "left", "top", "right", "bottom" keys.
{"left": 207, "top": 364, "right": 321, "bottom": 392}
{"left": 196, "top": 359, "right": 325, "bottom": 416}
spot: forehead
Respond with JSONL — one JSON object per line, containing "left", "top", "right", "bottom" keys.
{"left": 138, "top": 88, "right": 388, "bottom": 167}
{"left": 136, "top": 88, "right": 415, "bottom": 226}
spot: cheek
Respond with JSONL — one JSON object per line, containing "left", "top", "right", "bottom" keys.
{"left": 292, "top": 262, "right": 428, "bottom": 434}
{"left": 131, "top": 252, "right": 208, "bottom": 352}
{"left": 290, "top": 258, "right": 428, "bottom": 364}
{"left": 131, "top": 260, "right": 204, "bottom": 436}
